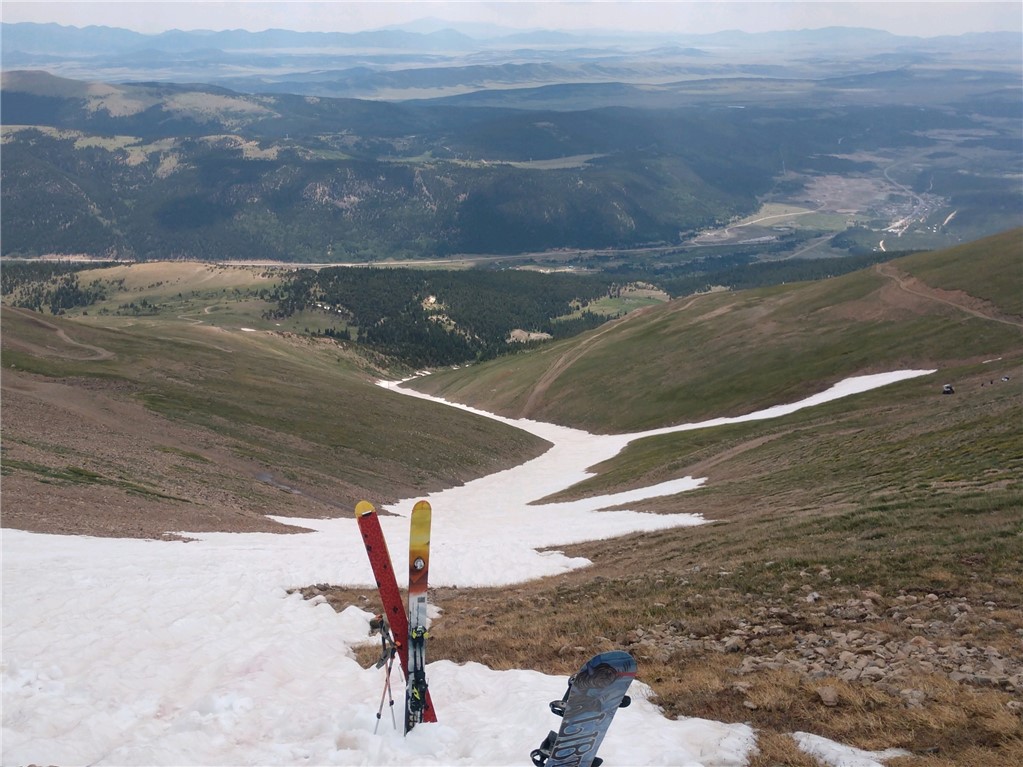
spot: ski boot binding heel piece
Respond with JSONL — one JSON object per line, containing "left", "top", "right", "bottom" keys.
{"left": 530, "top": 730, "right": 558, "bottom": 766}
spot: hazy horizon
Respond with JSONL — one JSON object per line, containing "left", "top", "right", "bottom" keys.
{"left": 2, "top": 1, "right": 1020, "bottom": 38}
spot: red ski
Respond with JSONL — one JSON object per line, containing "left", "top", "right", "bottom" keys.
{"left": 355, "top": 500, "right": 437, "bottom": 723}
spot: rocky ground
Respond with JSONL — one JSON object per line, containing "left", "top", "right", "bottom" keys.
{"left": 623, "top": 586, "right": 1023, "bottom": 707}
{"left": 305, "top": 571, "right": 1023, "bottom": 704}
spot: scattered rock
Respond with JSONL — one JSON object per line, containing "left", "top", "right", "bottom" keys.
{"left": 816, "top": 685, "right": 840, "bottom": 707}
{"left": 724, "top": 636, "right": 747, "bottom": 653}
{"left": 619, "top": 590, "right": 1021, "bottom": 698}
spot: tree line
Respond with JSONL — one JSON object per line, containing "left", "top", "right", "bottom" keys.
{"left": 1, "top": 247, "right": 916, "bottom": 365}
{"left": 266, "top": 267, "right": 617, "bottom": 366}
{"left": 1, "top": 261, "right": 117, "bottom": 314}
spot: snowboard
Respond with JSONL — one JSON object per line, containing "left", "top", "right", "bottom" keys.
{"left": 531, "top": 650, "right": 636, "bottom": 767}
{"left": 355, "top": 501, "right": 436, "bottom": 724}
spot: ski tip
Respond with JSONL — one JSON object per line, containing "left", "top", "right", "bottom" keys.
{"left": 355, "top": 500, "right": 376, "bottom": 518}
{"left": 412, "top": 499, "right": 431, "bottom": 514}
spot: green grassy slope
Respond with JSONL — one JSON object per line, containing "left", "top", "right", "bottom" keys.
{"left": 408, "top": 229, "right": 1023, "bottom": 433}
{"left": 892, "top": 229, "right": 1023, "bottom": 315}
{"left": 412, "top": 232, "right": 1021, "bottom": 766}
{"left": 0, "top": 283, "right": 549, "bottom": 536}
{"left": 3, "top": 231, "right": 1019, "bottom": 540}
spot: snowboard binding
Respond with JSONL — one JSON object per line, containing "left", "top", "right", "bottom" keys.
{"left": 548, "top": 672, "right": 631, "bottom": 717}
{"left": 530, "top": 730, "right": 604, "bottom": 767}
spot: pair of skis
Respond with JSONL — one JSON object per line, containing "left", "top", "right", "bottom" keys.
{"left": 356, "top": 499, "right": 436, "bottom": 733}
{"left": 357, "top": 498, "right": 634, "bottom": 763}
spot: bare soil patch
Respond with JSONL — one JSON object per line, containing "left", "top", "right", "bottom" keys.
{"left": 1, "top": 369, "right": 335, "bottom": 538}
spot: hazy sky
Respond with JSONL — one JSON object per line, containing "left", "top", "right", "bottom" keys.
{"left": 2, "top": 1, "right": 1020, "bottom": 37}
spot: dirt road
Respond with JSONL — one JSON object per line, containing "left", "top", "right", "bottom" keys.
{"left": 874, "top": 263, "right": 1023, "bottom": 328}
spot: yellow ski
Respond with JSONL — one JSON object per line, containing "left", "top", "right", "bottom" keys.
{"left": 405, "top": 500, "right": 434, "bottom": 731}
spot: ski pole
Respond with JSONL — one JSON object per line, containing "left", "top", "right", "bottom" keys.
{"left": 375, "top": 648, "right": 396, "bottom": 733}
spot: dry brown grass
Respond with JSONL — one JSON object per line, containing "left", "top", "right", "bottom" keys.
{"left": 745, "top": 732, "right": 821, "bottom": 767}
{"left": 320, "top": 562, "right": 1022, "bottom": 766}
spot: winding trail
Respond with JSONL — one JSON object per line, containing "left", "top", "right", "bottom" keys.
{"left": 874, "top": 263, "right": 1023, "bottom": 328}
{"left": 520, "top": 292, "right": 722, "bottom": 418}
{"left": 54, "top": 326, "right": 115, "bottom": 360}
{"left": 520, "top": 312, "right": 640, "bottom": 417}
{"left": 6, "top": 307, "right": 115, "bottom": 360}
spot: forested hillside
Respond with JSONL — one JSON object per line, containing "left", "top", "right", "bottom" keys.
{"left": 4, "top": 69, "right": 1018, "bottom": 261}
{"left": 0, "top": 246, "right": 934, "bottom": 367}
{"left": 266, "top": 267, "right": 615, "bottom": 365}
{"left": 0, "top": 118, "right": 763, "bottom": 260}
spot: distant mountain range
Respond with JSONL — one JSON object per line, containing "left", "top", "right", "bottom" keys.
{"left": 1, "top": 22, "right": 1019, "bottom": 262}
{"left": 2, "top": 22, "right": 1018, "bottom": 100}
{"left": 4, "top": 21, "right": 1019, "bottom": 54}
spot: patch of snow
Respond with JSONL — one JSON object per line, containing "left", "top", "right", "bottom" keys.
{"left": 793, "top": 731, "right": 912, "bottom": 766}
{"left": 2, "top": 370, "right": 934, "bottom": 765}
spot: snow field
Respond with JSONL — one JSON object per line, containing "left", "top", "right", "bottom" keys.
{"left": 2, "top": 370, "right": 934, "bottom": 765}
